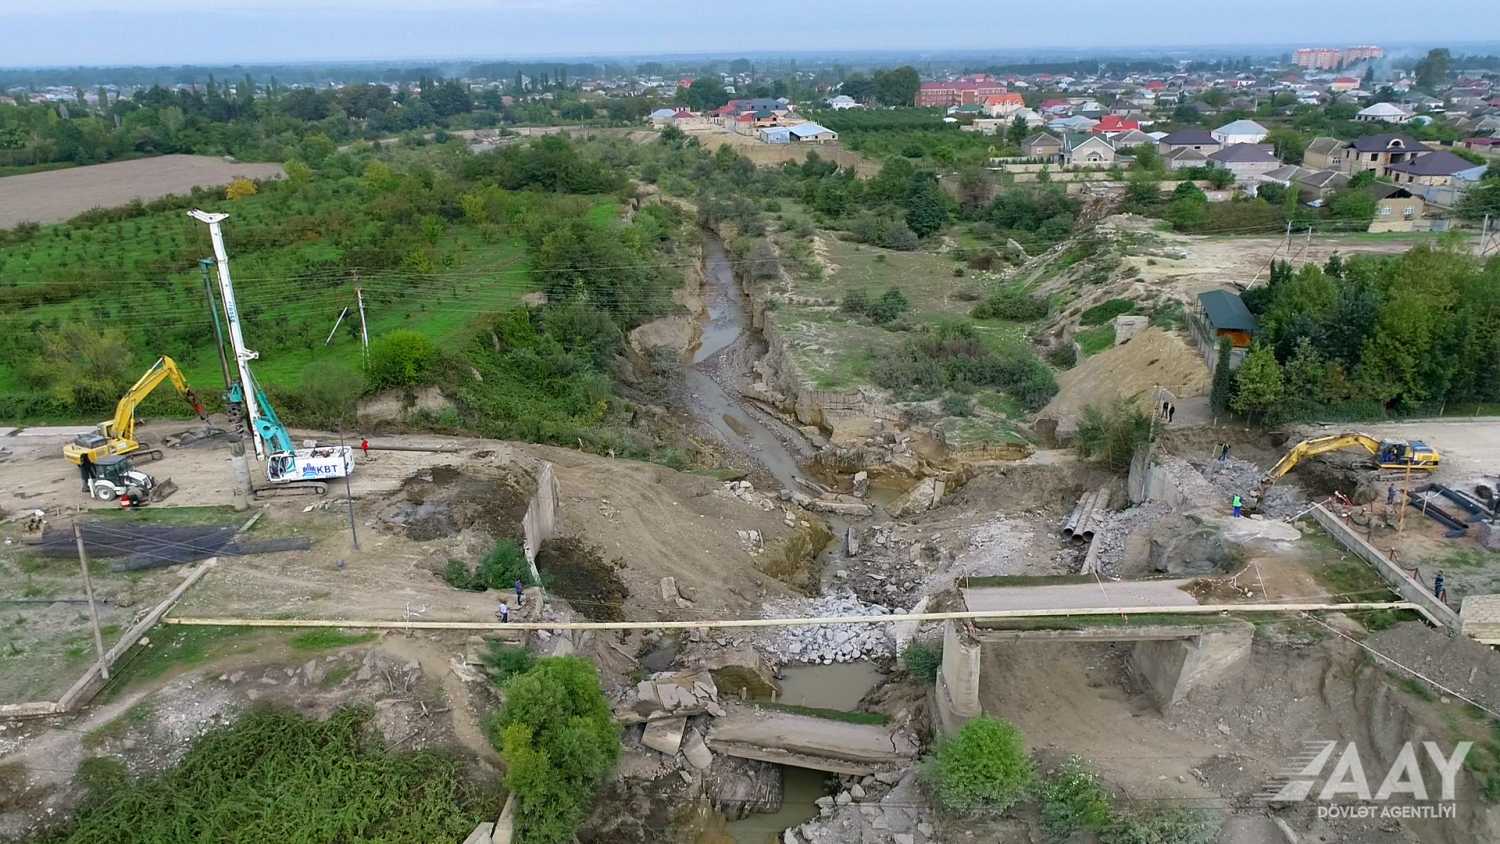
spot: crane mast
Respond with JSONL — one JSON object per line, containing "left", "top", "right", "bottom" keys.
{"left": 188, "top": 210, "right": 265, "bottom": 459}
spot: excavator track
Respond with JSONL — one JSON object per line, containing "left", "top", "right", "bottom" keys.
{"left": 252, "top": 481, "right": 328, "bottom": 498}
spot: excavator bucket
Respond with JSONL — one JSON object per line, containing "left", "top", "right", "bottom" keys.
{"left": 151, "top": 477, "right": 179, "bottom": 502}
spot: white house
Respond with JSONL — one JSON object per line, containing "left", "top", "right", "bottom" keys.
{"left": 1356, "top": 102, "right": 1414, "bottom": 124}
{"left": 647, "top": 107, "right": 678, "bottom": 127}
{"left": 1211, "top": 119, "right": 1269, "bottom": 145}
{"left": 826, "top": 95, "right": 861, "bottom": 110}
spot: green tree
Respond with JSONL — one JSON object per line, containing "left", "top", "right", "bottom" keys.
{"left": 1414, "top": 48, "right": 1451, "bottom": 91}
{"left": 1456, "top": 179, "right": 1500, "bottom": 222}
{"left": 1075, "top": 400, "right": 1153, "bottom": 471}
{"left": 677, "top": 77, "right": 730, "bottom": 111}
{"left": 872, "top": 66, "right": 921, "bottom": 106}
{"left": 1209, "top": 339, "right": 1234, "bottom": 414}
{"left": 903, "top": 172, "right": 950, "bottom": 237}
{"left": 29, "top": 322, "right": 134, "bottom": 413}
{"left": 922, "top": 716, "right": 1035, "bottom": 816}
{"left": 1232, "top": 344, "right": 1284, "bottom": 420}
{"left": 366, "top": 329, "right": 437, "bottom": 389}
{"left": 491, "top": 657, "right": 620, "bottom": 844}
{"left": 1007, "top": 114, "right": 1029, "bottom": 149}
{"left": 1123, "top": 171, "right": 1160, "bottom": 208}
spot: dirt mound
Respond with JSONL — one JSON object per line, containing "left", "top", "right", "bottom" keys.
{"left": 1042, "top": 328, "right": 1209, "bottom": 421}
{"left": 376, "top": 465, "right": 529, "bottom": 541}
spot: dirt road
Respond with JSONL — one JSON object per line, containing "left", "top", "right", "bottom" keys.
{"left": 0, "top": 155, "right": 285, "bottom": 227}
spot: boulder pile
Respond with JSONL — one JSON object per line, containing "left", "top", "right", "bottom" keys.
{"left": 761, "top": 593, "right": 896, "bottom": 664}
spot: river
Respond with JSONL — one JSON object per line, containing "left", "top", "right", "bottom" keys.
{"left": 683, "top": 235, "right": 808, "bottom": 492}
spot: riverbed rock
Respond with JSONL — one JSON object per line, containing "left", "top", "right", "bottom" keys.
{"left": 852, "top": 471, "right": 869, "bottom": 498}
{"left": 807, "top": 495, "right": 873, "bottom": 518}
{"left": 891, "top": 478, "right": 941, "bottom": 517}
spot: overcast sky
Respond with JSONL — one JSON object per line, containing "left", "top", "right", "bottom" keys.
{"left": 2, "top": 0, "right": 1497, "bottom": 67}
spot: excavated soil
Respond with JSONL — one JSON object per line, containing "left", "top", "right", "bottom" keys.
{"left": 1042, "top": 327, "right": 1210, "bottom": 421}
{"left": 535, "top": 536, "right": 630, "bottom": 622}
{"left": 376, "top": 464, "right": 530, "bottom": 542}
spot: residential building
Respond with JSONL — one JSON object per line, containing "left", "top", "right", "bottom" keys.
{"left": 1192, "top": 290, "right": 1258, "bottom": 371}
{"left": 1461, "top": 137, "right": 1500, "bottom": 154}
{"left": 1110, "top": 129, "right": 1155, "bottom": 149}
{"left": 1158, "top": 128, "right": 1221, "bottom": 156}
{"left": 1022, "top": 132, "right": 1064, "bottom": 160}
{"left": 1293, "top": 46, "right": 1384, "bottom": 71}
{"left": 1208, "top": 143, "right": 1282, "bottom": 186}
{"left": 648, "top": 107, "right": 679, "bottom": 127}
{"left": 1062, "top": 133, "right": 1115, "bottom": 167}
{"left": 1303, "top": 136, "right": 1347, "bottom": 170}
{"left": 788, "top": 122, "right": 838, "bottom": 143}
{"left": 1356, "top": 102, "right": 1414, "bottom": 124}
{"left": 826, "top": 94, "right": 861, "bottom": 110}
{"left": 1010, "top": 108, "right": 1046, "bottom": 128}
{"left": 1293, "top": 168, "right": 1350, "bottom": 199}
{"left": 1328, "top": 77, "right": 1361, "bottom": 93}
{"left": 1091, "top": 114, "right": 1140, "bottom": 135}
{"left": 1385, "top": 150, "right": 1487, "bottom": 187}
{"left": 1367, "top": 184, "right": 1425, "bottom": 233}
{"left": 916, "top": 74, "right": 1007, "bottom": 107}
{"left": 1048, "top": 114, "right": 1099, "bottom": 133}
{"left": 1211, "top": 119, "right": 1269, "bottom": 145}
{"left": 983, "top": 92, "right": 1026, "bottom": 117}
{"left": 1164, "top": 147, "right": 1211, "bottom": 171}
{"left": 1338, "top": 133, "right": 1430, "bottom": 175}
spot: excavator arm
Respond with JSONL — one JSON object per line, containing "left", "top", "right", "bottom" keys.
{"left": 1260, "top": 433, "right": 1381, "bottom": 486}
{"left": 106, "top": 356, "right": 206, "bottom": 443}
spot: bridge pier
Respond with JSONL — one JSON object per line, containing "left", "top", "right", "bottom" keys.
{"left": 934, "top": 620, "right": 982, "bottom": 735}
{"left": 1129, "top": 623, "right": 1252, "bottom": 708}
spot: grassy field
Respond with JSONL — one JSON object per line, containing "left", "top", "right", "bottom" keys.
{"left": 0, "top": 160, "right": 621, "bottom": 419}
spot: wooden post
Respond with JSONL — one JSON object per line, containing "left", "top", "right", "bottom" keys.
{"left": 73, "top": 520, "right": 108, "bottom": 680}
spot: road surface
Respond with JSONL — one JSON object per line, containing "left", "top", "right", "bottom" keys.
{"left": 962, "top": 580, "right": 1198, "bottom": 613}
{"left": 1313, "top": 419, "right": 1500, "bottom": 486}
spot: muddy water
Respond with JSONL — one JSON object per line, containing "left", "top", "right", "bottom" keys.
{"left": 684, "top": 235, "right": 805, "bottom": 491}
{"left": 724, "top": 662, "right": 882, "bottom": 843}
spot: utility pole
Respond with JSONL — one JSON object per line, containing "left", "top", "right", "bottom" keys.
{"left": 189, "top": 210, "right": 265, "bottom": 459}
{"left": 355, "top": 283, "right": 369, "bottom": 368}
{"left": 73, "top": 521, "right": 108, "bottom": 680}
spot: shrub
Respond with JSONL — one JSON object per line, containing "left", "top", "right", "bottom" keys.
{"left": 902, "top": 640, "right": 943, "bottom": 683}
{"left": 367, "top": 329, "right": 437, "bottom": 390}
{"left": 481, "top": 643, "right": 536, "bottom": 685}
{"left": 922, "top": 716, "right": 1035, "bottom": 816}
{"left": 972, "top": 290, "right": 1049, "bottom": 321}
{"left": 1046, "top": 343, "right": 1077, "bottom": 369}
{"left": 871, "top": 322, "right": 1057, "bottom": 409}
{"left": 1078, "top": 298, "right": 1136, "bottom": 326}
{"left": 1075, "top": 399, "right": 1152, "bottom": 471}
{"left": 476, "top": 538, "right": 533, "bottom": 590}
{"left": 443, "top": 559, "right": 482, "bottom": 591}
{"left": 1040, "top": 756, "right": 1114, "bottom": 840}
{"left": 866, "top": 288, "right": 910, "bottom": 324}
{"left": 940, "top": 394, "right": 972, "bottom": 417}
{"left": 491, "top": 658, "right": 620, "bottom": 844}
{"left": 1101, "top": 809, "right": 1222, "bottom": 844}
{"left": 841, "top": 289, "right": 870, "bottom": 315}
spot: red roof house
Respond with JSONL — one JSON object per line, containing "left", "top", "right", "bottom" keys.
{"left": 1092, "top": 115, "right": 1140, "bottom": 134}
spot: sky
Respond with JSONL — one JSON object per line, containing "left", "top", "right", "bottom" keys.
{"left": 1, "top": 0, "right": 1497, "bottom": 67}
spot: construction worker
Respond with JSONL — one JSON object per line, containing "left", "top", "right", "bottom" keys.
{"left": 78, "top": 452, "right": 95, "bottom": 494}
{"left": 515, "top": 578, "right": 525, "bottom": 607}
{"left": 497, "top": 602, "right": 510, "bottom": 623}
{"left": 1387, "top": 484, "right": 1397, "bottom": 505}
{"left": 360, "top": 437, "right": 370, "bottom": 459}
{"left": 1434, "top": 571, "right": 1446, "bottom": 603}
{"left": 1231, "top": 494, "right": 1243, "bottom": 518}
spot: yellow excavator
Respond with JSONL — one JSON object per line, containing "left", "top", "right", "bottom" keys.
{"left": 1255, "top": 431, "right": 1440, "bottom": 500}
{"left": 63, "top": 356, "right": 206, "bottom": 465}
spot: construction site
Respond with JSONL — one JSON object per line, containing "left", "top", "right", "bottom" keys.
{"left": 3, "top": 194, "right": 1500, "bottom": 844}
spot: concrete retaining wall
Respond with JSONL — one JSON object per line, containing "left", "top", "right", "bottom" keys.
{"left": 521, "top": 462, "right": 558, "bottom": 584}
{"left": 1309, "top": 504, "right": 1460, "bottom": 630}
{"left": 935, "top": 621, "right": 982, "bottom": 735}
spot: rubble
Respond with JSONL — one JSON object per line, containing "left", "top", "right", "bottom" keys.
{"left": 890, "top": 478, "right": 944, "bottom": 517}
{"left": 641, "top": 716, "right": 688, "bottom": 755}
{"left": 722, "top": 480, "right": 780, "bottom": 512}
{"left": 617, "top": 669, "right": 720, "bottom": 724}
{"left": 785, "top": 767, "right": 940, "bottom": 844}
{"left": 760, "top": 592, "right": 895, "bottom": 664}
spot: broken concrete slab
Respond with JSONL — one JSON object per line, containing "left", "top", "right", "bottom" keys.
{"left": 642, "top": 715, "right": 688, "bottom": 755}
{"left": 683, "top": 727, "right": 714, "bottom": 771}
{"left": 702, "top": 645, "right": 781, "bottom": 699}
